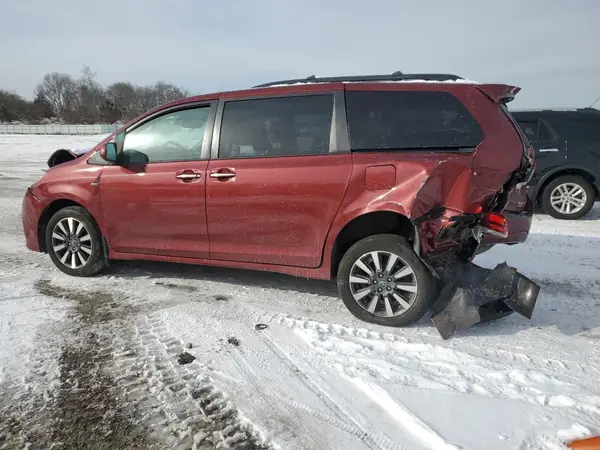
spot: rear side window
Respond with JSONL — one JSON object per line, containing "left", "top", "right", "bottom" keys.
{"left": 218, "top": 95, "right": 333, "bottom": 159}
{"left": 516, "top": 121, "right": 538, "bottom": 141}
{"left": 516, "top": 119, "right": 553, "bottom": 142}
{"left": 345, "top": 91, "right": 483, "bottom": 151}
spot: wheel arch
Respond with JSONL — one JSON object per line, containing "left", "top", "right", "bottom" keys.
{"left": 534, "top": 166, "right": 599, "bottom": 202}
{"left": 329, "top": 210, "right": 419, "bottom": 278}
{"left": 38, "top": 199, "right": 99, "bottom": 252}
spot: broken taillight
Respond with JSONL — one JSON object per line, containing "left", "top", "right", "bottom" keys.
{"left": 463, "top": 202, "right": 484, "bottom": 215}
{"left": 480, "top": 213, "right": 508, "bottom": 237}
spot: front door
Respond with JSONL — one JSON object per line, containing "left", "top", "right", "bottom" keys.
{"left": 205, "top": 93, "right": 352, "bottom": 268}
{"left": 99, "top": 104, "right": 215, "bottom": 258}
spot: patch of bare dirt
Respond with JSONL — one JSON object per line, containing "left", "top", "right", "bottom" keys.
{"left": 31, "top": 280, "right": 156, "bottom": 450}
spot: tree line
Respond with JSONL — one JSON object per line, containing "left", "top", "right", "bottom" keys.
{"left": 0, "top": 66, "right": 189, "bottom": 124}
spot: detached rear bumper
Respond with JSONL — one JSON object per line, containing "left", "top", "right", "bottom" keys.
{"left": 430, "top": 262, "right": 540, "bottom": 339}
{"left": 22, "top": 188, "right": 45, "bottom": 252}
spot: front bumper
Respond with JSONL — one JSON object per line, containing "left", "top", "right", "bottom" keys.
{"left": 22, "top": 188, "right": 45, "bottom": 252}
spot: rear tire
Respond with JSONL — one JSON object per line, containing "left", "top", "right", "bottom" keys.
{"left": 45, "top": 206, "right": 107, "bottom": 277}
{"left": 541, "top": 175, "right": 595, "bottom": 220}
{"left": 337, "top": 234, "right": 437, "bottom": 327}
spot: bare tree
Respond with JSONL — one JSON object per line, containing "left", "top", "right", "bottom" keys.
{"left": 153, "top": 81, "right": 189, "bottom": 105}
{"left": 70, "top": 66, "right": 106, "bottom": 123}
{"left": 4, "top": 67, "right": 192, "bottom": 123}
{"left": 34, "top": 72, "right": 77, "bottom": 117}
{"left": 105, "top": 81, "right": 136, "bottom": 120}
{"left": 32, "top": 92, "right": 54, "bottom": 120}
{"left": 131, "top": 85, "right": 157, "bottom": 117}
{"left": 107, "top": 83, "right": 186, "bottom": 121}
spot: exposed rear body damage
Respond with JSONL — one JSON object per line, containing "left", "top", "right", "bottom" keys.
{"left": 343, "top": 83, "right": 539, "bottom": 337}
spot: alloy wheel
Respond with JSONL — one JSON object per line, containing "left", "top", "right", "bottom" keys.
{"left": 51, "top": 217, "right": 93, "bottom": 269}
{"left": 349, "top": 251, "right": 418, "bottom": 317}
{"left": 549, "top": 182, "right": 587, "bottom": 215}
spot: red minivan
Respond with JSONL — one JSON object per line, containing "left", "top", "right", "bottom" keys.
{"left": 21, "top": 72, "right": 538, "bottom": 336}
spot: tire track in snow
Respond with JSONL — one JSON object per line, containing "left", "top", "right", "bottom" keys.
{"left": 207, "top": 303, "right": 600, "bottom": 385}
{"left": 270, "top": 314, "right": 600, "bottom": 376}
{"left": 185, "top": 300, "right": 600, "bottom": 439}
{"left": 166, "top": 298, "right": 600, "bottom": 420}
{"left": 255, "top": 330, "right": 400, "bottom": 450}
{"left": 191, "top": 319, "right": 373, "bottom": 450}
{"left": 215, "top": 342, "right": 336, "bottom": 450}
{"left": 350, "top": 378, "right": 459, "bottom": 450}
{"left": 32, "top": 264, "right": 600, "bottom": 448}
{"left": 60, "top": 274, "right": 600, "bottom": 429}
{"left": 291, "top": 325, "right": 600, "bottom": 428}
{"left": 110, "top": 316, "right": 274, "bottom": 449}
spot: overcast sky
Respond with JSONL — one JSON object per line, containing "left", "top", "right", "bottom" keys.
{"left": 1, "top": 0, "right": 598, "bottom": 109}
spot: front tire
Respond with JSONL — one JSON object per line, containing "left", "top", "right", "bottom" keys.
{"left": 337, "top": 234, "right": 437, "bottom": 327}
{"left": 541, "top": 175, "right": 595, "bottom": 220}
{"left": 45, "top": 206, "right": 107, "bottom": 277}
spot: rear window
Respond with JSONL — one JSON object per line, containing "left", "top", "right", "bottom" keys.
{"left": 345, "top": 91, "right": 483, "bottom": 151}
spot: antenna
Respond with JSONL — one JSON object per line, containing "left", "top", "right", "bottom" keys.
{"left": 589, "top": 93, "right": 600, "bottom": 108}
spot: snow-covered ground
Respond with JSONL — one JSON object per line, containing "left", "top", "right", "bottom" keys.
{"left": 1, "top": 134, "right": 599, "bottom": 449}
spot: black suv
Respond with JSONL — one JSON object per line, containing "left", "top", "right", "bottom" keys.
{"left": 510, "top": 107, "right": 600, "bottom": 219}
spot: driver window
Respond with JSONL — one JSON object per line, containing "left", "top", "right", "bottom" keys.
{"left": 121, "top": 106, "right": 210, "bottom": 163}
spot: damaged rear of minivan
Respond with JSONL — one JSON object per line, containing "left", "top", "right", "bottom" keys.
{"left": 27, "top": 74, "right": 540, "bottom": 340}
{"left": 342, "top": 81, "right": 539, "bottom": 338}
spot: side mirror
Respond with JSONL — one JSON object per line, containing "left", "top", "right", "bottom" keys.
{"left": 99, "top": 142, "right": 118, "bottom": 162}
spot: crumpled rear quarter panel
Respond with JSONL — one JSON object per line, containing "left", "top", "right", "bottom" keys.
{"left": 334, "top": 85, "right": 526, "bottom": 256}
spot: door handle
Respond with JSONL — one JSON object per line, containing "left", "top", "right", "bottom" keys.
{"left": 176, "top": 173, "right": 202, "bottom": 180}
{"left": 209, "top": 172, "right": 236, "bottom": 179}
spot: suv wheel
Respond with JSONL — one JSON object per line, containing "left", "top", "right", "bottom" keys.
{"left": 337, "top": 234, "right": 437, "bottom": 327}
{"left": 541, "top": 175, "right": 595, "bottom": 220}
{"left": 45, "top": 206, "right": 107, "bottom": 276}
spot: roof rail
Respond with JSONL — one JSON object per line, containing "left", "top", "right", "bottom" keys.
{"left": 253, "top": 72, "right": 464, "bottom": 88}
{"left": 510, "top": 107, "right": 600, "bottom": 113}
